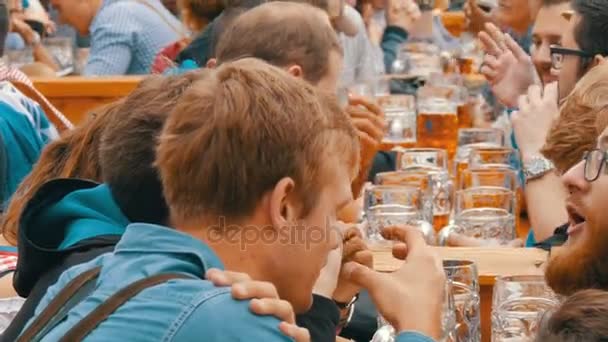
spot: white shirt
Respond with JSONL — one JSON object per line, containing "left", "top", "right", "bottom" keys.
{"left": 338, "top": 6, "right": 384, "bottom": 86}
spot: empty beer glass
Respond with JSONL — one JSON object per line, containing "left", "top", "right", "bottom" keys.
{"left": 460, "top": 167, "right": 524, "bottom": 237}
{"left": 396, "top": 148, "right": 451, "bottom": 229}
{"left": 459, "top": 168, "right": 518, "bottom": 191}
{"left": 453, "top": 187, "right": 516, "bottom": 244}
{"left": 377, "top": 95, "right": 417, "bottom": 151}
{"left": 348, "top": 81, "right": 374, "bottom": 98}
{"left": 374, "top": 171, "right": 434, "bottom": 224}
{"left": 492, "top": 275, "right": 558, "bottom": 342}
{"left": 396, "top": 148, "right": 449, "bottom": 171}
{"left": 373, "top": 280, "right": 457, "bottom": 342}
{"left": 363, "top": 185, "right": 435, "bottom": 246}
{"left": 468, "top": 147, "right": 521, "bottom": 171}
{"left": 443, "top": 260, "right": 481, "bottom": 342}
{"left": 455, "top": 128, "right": 505, "bottom": 185}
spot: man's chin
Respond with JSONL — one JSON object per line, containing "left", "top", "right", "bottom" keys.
{"left": 545, "top": 229, "right": 608, "bottom": 295}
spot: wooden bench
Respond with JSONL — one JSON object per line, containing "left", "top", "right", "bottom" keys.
{"left": 373, "top": 247, "right": 548, "bottom": 342}
{"left": 31, "top": 76, "right": 143, "bottom": 126}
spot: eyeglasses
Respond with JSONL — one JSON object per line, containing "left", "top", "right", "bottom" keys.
{"left": 583, "top": 149, "right": 608, "bottom": 182}
{"left": 550, "top": 45, "right": 593, "bottom": 71}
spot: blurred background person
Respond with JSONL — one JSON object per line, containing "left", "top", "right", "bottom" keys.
{"left": 48, "top": 0, "right": 184, "bottom": 75}
{"left": 151, "top": 0, "right": 223, "bottom": 73}
{"left": 536, "top": 290, "right": 608, "bottom": 342}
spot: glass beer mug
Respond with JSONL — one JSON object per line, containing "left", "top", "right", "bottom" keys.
{"left": 377, "top": 95, "right": 417, "bottom": 151}
{"left": 416, "top": 88, "right": 459, "bottom": 159}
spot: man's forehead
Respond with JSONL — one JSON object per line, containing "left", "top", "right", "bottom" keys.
{"left": 561, "top": 9, "right": 574, "bottom": 21}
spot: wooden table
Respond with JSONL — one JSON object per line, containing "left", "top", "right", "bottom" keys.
{"left": 373, "top": 247, "right": 548, "bottom": 342}
{"left": 32, "top": 76, "right": 143, "bottom": 125}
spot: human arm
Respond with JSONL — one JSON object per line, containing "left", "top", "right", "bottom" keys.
{"left": 512, "top": 83, "right": 568, "bottom": 241}
{"left": 348, "top": 96, "right": 385, "bottom": 199}
{"left": 10, "top": 15, "right": 58, "bottom": 72}
{"left": 344, "top": 6, "right": 383, "bottom": 81}
{"left": 83, "top": 7, "right": 134, "bottom": 76}
{"left": 380, "top": 0, "right": 420, "bottom": 73}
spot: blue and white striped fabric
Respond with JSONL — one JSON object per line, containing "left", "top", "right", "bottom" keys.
{"left": 0, "top": 82, "right": 56, "bottom": 206}
{"left": 85, "top": 0, "right": 184, "bottom": 76}
{"left": 0, "top": 82, "right": 57, "bottom": 142}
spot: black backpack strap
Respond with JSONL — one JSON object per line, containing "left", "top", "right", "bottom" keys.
{"left": 59, "top": 272, "right": 192, "bottom": 342}
{"left": 17, "top": 266, "right": 102, "bottom": 342}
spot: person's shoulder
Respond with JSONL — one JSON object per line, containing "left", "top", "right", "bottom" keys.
{"left": 344, "top": 5, "right": 366, "bottom": 28}
{"left": 94, "top": 1, "right": 146, "bottom": 22}
{"left": 168, "top": 287, "right": 293, "bottom": 341}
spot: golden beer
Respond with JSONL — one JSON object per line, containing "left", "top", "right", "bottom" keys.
{"left": 416, "top": 112, "right": 459, "bottom": 159}
{"left": 457, "top": 103, "right": 473, "bottom": 128}
{"left": 433, "top": 213, "right": 450, "bottom": 232}
{"left": 458, "top": 57, "right": 475, "bottom": 75}
{"left": 380, "top": 140, "right": 416, "bottom": 151}
{"left": 455, "top": 160, "right": 468, "bottom": 189}
{"left": 516, "top": 188, "right": 527, "bottom": 238}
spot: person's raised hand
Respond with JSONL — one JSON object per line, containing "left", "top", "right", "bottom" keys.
{"left": 333, "top": 224, "right": 373, "bottom": 304}
{"left": 512, "top": 82, "right": 560, "bottom": 160}
{"left": 343, "top": 226, "right": 445, "bottom": 339}
{"left": 205, "top": 269, "right": 310, "bottom": 342}
{"left": 479, "top": 23, "right": 538, "bottom": 107}
{"left": 313, "top": 236, "right": 343, "bottom": 299}
{"left": 386, "top": 0, "right": 421, "bottom": 33}
{"left": 347, "top": 95, "right": 386, "bottom": 197}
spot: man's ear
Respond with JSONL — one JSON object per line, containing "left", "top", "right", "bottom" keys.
{"left": 593, "top": 55, "right": 606, "bottom": 68}
{"left": 268, "top": 177, "right": 297, "bottom": 229}
{"left": 286, "top": 65, "right": 303, "bottom": 78}
{"left": 206, "top": 58, "right": 217, "bottom": 69}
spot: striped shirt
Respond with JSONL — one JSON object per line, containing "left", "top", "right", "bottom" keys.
{"left": 0, "top": 62, "right": 72, "bottom": 130}
{"left": 85, "top": 0, "right": 184, "bottom": 76}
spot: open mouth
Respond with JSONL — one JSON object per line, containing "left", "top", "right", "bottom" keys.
{"left": 566, "top": 204, "right": 586, "bottom": 235}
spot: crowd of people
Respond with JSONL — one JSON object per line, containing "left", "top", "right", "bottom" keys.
{"left": 0, "top": 0, "right": 608, "bottom": 341}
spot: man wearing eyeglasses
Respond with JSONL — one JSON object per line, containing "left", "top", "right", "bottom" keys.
{"left": 478, "top": 0, "right": 608, "bottom": 244}
{"left": 545, "top": 113, "right": 608, "bottom": 296}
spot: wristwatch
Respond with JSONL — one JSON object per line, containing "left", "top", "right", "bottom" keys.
{"left": 523, "top": 155, "right": 555, "bottom": 183}
{"left": 335, "top": 294, "right": 359, "bottom": 330}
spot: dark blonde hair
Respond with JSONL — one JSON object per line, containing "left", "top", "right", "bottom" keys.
{"left": 156, "top": 58, "right": 358, "bottom": 225}
{"left": 99, "top": 71, "right": 207, "bottom": 224}
{"left": 542, "top": 63, "right": 608, "bottom": 172}
{"left": 536, "top": 289, "right": 608, "bottom": 342}
{"left": 0, "top": 102, "right": 123, "bottom": 245}
{"left": 214, "top": 2, "right": 342, "bottom": 84}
